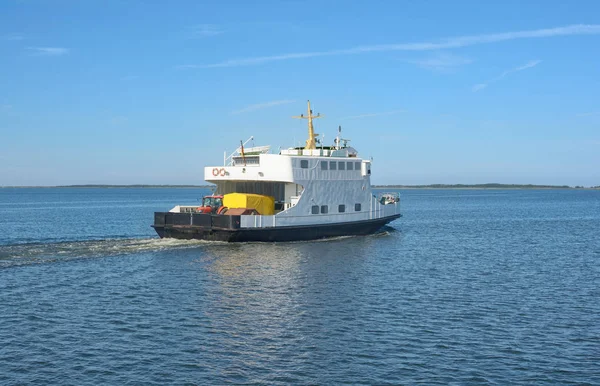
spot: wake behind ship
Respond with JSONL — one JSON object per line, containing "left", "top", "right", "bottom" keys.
{"left": 152, "top": 100, "right": 401, "bottom": 242}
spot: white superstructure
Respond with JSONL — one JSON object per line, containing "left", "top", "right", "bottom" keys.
{"left": 195, "top": 100, "right": 400, "bottom": 230}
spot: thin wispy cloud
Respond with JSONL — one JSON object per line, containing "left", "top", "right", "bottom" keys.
{"left": 472, "top": 60, "right": 542, "bottom": 92}
{"left": 472, "top": 83, "right": 488, "bottom": 92}
{"left": 341, "top": 110, "right": 404, "bottom": 120}
{"left": 2, "top": 33, "right": 25, "bottom": 41}
{"left": 189, "top": 24, "right": 223, "bottom": 38}
{"left": 231, "top": 99, "right": 296, "bottom": 115}
{"left": 576, "top": 111, "right": 600, "bottom": 117}
{"left": 178, "top": 24, "right": 600, "bottom": 69}
{"left": 513, "top": 60, "right": 542, "bottom": 72}
{"left": 404, "top": 53, "right": 473, "bottom": 71}
{"left": 175, "top": 64, "right": 203, "bottom": 70}
{"left": 26, "top": 47, "right": 69, "bottom": 56}
{"left": 176, "top": 52, "right": 323, "bottom": 69}
{"left": 109, "top": 116, "right": 128, "bottom": 125}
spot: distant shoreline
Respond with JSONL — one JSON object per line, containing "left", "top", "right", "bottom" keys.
{"left": 0, "top": 185, "right": 213, "bottom": 189}
{"left": 373, "top": 184, "right": 599, "bottom": 189}
{"left": 2, "top": 184, "right": 599, "bottom": 189}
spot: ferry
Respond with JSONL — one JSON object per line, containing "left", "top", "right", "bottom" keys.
{"left": 152, "top": 101, "right": 401, "bottom": 241}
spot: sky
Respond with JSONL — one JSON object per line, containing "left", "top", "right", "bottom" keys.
{"left": 1, "top": 0, "right": 599, "bottom": 186}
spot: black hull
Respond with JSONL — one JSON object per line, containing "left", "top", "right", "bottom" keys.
{"left": 152, "top": 214, "right": 401, "bottom": 242}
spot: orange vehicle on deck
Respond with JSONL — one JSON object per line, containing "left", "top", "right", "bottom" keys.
{"left": 196, "top": 195, "right": 224, "bottom": 214}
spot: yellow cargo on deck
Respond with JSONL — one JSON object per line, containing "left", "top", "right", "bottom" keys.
{"left": 223, "top": 193, "right": 275, "bottom": 215}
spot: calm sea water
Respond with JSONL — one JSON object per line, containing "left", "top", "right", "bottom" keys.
{"left": 1, "top": 188, "right": 599, "bottom": 385}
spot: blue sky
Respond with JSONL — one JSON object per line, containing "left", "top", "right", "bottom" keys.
{"left": 1, "top": 0, "right": 599, "bottom": 186}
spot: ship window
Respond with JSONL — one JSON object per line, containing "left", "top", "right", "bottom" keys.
{"left": 356, "top": 162, "right": 360, "bottom": 170}
{"left": 321, "top": 161, "right": 328, "bottom": 170}
{"left": 338, "top": 161, "right": 345, "bottom": 170}
{"left": 355, "top": 203, "right": 361, "bottom": 211}
{"left": 300, "top": 160, "right": 309, "bottom": 169}
{"left": 321, "top": 205, "right": 328, "bottom": 214}
{"left": 330, "top": 161, "right": 337, "bottom": 170}
{"left": 312, "top": 205, "right": 319, "bottom": 214}
{"left": 338, "top": 204, "right": 345, "bottom": 213}
{"left": 347, "top": 162, "right": 353, "bottom": 170}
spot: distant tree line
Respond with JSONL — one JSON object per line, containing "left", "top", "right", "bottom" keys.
{"left": 57, "top": 185, "right": 212, "bottom": 188}
{"left": 374, "top": 183, "right": 578, "bottom": 189}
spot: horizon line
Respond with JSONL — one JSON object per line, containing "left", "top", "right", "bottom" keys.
{"left": 2, "top": 183, "right": 595, "bottom": 189}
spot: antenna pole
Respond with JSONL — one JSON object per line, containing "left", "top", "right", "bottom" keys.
{"left": 292, "top": 100, "right": 322, "bottom": 150}
{"left": 240, "top": 140, "right": 246, "bottom": 166}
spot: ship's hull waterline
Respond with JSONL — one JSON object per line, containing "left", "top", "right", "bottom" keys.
{"left": 152, "top": 213, "right": 401, "bottom": 242}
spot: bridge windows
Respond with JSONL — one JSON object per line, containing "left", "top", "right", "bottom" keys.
{"left": 305, "top": 158, "right": 365, "bottom": 174}
{"left": 355, "top": 203, "right": 361, "bottom": 211}
{"left": 296, "top": 159, "right": 364, "bottom": 172}
{"left": 338, "top": 204, "right": 345, "bottom": 213}
{"left": 321, "top": 205, "right": 328, "bottom": 214}
{"left": 312, "top": 205, "right": 319, "bottom": 214}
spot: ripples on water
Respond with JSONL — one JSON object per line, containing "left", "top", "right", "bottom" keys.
{"left": 1, "top": 188, "right": 599, "bottom": 384}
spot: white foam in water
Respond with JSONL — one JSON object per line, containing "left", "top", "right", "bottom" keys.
{"left": 0, "top": 237, "right": 224, "bottom": 268}
{"left": 0, "top": 230, "right": 395, "bottom": 269}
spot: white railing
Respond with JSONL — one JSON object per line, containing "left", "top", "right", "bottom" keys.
{"left": 223, "top": 136, "right": 255, "bottom": 166}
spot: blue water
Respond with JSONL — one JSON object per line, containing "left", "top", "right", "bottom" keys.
{"left": 1, "top": 188, "right": 599, "bottom": 384}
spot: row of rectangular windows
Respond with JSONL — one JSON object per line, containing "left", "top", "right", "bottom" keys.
{"left": 300, "top": 160, "right": 361, "bottom": 171}
{"left": 311, "top": 203, "right": 361, "bottom": 214}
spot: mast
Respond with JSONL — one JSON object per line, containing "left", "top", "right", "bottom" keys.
{"left": 292, "top": 100, "right": 322, "bottom": 150}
